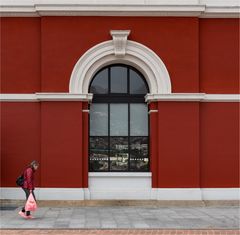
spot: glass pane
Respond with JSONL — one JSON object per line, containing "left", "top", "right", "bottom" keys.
{"left": 130, "top": 137, "right": 149, "bottom": 171}
{"left": 110, "top": 66, "right": 127, "bottom": 93}
{"left": 130, "top": 104, "right": 148, "bottom": 136}
{"left": 90, "top": 68, "right": 108, "bottom": 94}
{"left": 90, "top": 104, "right": 108, "bottom": 136}
{"left": 110, "top": 104, "right": 128, "bottom": 136}
{"left": 129, "top": 69, "right": 148, "bottom": 94}
{"left": 110, "top": 137, "right": 128, "bottom": 171}
{"left": 89, "top": 137, "right": 109, "bottom": 171}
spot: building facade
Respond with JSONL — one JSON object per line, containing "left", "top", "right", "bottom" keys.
{"left": 0, "top": 0, "right": 239, "bottom": 200}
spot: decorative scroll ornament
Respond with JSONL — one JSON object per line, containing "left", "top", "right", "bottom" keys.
{"left": 110, "top": 30, "right": 131, "bottom": 57}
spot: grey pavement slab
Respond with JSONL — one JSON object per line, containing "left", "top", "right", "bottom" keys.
{"left": 0, "top": 205, "right": 239, "bottom": 229}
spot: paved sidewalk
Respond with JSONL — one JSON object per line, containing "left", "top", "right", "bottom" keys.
{"left": 1, "top": 205, "right": 239, "bottom": 230}
{"left": 1, "top": 229, "right": 240, "bottom": 235}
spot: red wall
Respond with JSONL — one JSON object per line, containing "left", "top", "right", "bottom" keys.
{"left": 0, "top": 18, "right": 41, "bottom": 93}
{"left": 200, "top": 102, "right": 239, "bottom": 187}
{"left": 1, "top": 17, "right": 238, "bottom": 94}
{"left": 1, "top": 103, "right": 41, "bottom": 187}
{"left": 41, "top": 102, "right": 84, "bottom": 188}
{"left": 1, "top": 101, "right": 238, "bottom": 188}
{"left": 157, "top": 102, "right": 200, "bottom": 188}
{"left": 199, "top": 19, "right": 239, "bottom": 94}
{"left": 40, "top": 17, "right": 199, "bottom": 93}
{"left": 1, "top": 102, "right": 87, "bottom": 188}
{"left": 0, "top": 17, "right": 239, "bottom": 189}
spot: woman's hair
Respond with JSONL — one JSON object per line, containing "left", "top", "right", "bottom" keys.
{"left": 30, "top": 160, "right": 39, "bottom": 167}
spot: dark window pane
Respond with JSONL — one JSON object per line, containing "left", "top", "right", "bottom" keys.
{"left": 130, "top": 137, "right": 149, "bottom": 171}
{"left": 90, "top": 103, "right": 108, "bottom": 136}
{"left": 129, "top": 69, "right": 148, "bottom": 94}
{"left": 110, "top": 104, "right": 128, "bottom": 136}
{"left": 110, "top": 66, "right": 127, "bottom": 93}
{"left": 130, "top": 104, "right": 148, "bottom": 136}
{"left": 90, "top": 68, "right": 108, "bottom": 94}
{"left": 110, "top": 137, "right": 128, "bottom": 171}
{"left": 89, "top": 137, "right": 109, "bottom": 171}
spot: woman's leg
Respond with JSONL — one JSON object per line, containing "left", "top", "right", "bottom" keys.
{"left": 22, "top": 188, "right": 31, "bottom": 216}
{"left": 21, "top": 188, "right": 27, "bottom": 212}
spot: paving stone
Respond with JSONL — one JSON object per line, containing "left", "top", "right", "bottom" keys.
{"left": 0, "top": 205, "right": 239, "bottom": 229}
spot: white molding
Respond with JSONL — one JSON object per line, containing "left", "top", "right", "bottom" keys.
{"left": 89, "top": 173, "right": 152, "bottom": 200}
{"left": 0, "top": 93, "right": 37, "bottom": 102}
{"left": 145, "top": 93, "right": 240, "bottom": 102}
{"left": 156, "top": 188, "right": 203, "bottom": 200}
{"left": 0, "top": 187, "right": 85, "bottom": 200}
{"left": 69, "top": 38, "right": 171, "bottom": 94}
{"left": 0, "top": 93, "right": 93, "bottom": 102}
{"left": 35, "top": 93, "right": 93, "bottom": 101}
{"left": 83, "top": 188, "right": 91, "bottom": 200}
{"left": 148, "top": 109, "right": 158, "bottom": 114}
{"left": 201, "top": 188, "right": 240, "bottom": 200}
{"left": 0, "top": 3, "right": 239, "bottom": 18}
{"left": 89, "top": 172, "right": 152, "bottom": 177}
{"left": 38, "top": 188, "right": 85, "bottom": 200}
{"left": 110, "top": 30, "right": 131, "bottom": 57}
{"left": 1, "top": 187, "right": 239, "bottom": 200}
{"left": 145, "top": 93, "right": 205, "bottom": 102}
{"left": 203, "top": 94, "right": 240, "bottom": 102}
{"left": 1, "top": 93, "right": 239, "bottom": 102}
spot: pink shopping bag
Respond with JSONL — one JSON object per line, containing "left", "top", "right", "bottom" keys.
{"left": 25, "top": 193, "right": 37, "bottom": 211}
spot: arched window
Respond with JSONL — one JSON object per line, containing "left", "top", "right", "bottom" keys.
{"left": 89, "top": 64, "right": 149, "bottom": 172}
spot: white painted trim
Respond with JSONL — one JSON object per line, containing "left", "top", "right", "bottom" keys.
{"left": 69, "top": 38, "right": 172, "bottom": 95}
{"left": 89, "top": 173, "right": 153, "bottom": 200}
{"left": 146, "top": 93, "right": 206, "bottom": 102}
{"left": 35, "top": 93, "right": 93, "bottom": 101}
{"left": 89, "top": 172, "right": 152, "bottom": 177}
{"left": 1, "top": 93, "right": 239, "bottom": 102}
{"left": 0, "top": 187, "right": 85, "bottom": 200}
{"left": 0, "top": 3, "right": 239, "bottom": 18}
{"left": 203, "top": 94, "right": 240, "bottom": 102}
{"left": 148, "top": 109, "right": 158, "bottom": 114}
{"left": 83, "top": 188, "right": 91, "bottom": 200}
{"left": 110, "top": 30, "right": 131, "bottom": 57}
{"left": 201, "top": 188, "right": 240, "bottom": 200}
{"left": 0, "top": 93, "right": 93, "bottom": 102}
{"left": 145, "top": 93, "right": 240, "bottom": 102}
{"left": 156, "top": 188, "right": 202, "bottom": 200}
{"left": 1, "top": 187, "right": 239, "bottom": 200}
{"left": 0, "top": 93, "right": 37, "bottom": 102}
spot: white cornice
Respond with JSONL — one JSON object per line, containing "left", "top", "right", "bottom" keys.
{"left": 0, "top": 93, "right": 93, "bottom": 102}
{"left": 0, "top": 93, "right": 37, "bottom": 102}
{"left": 203, "top": 94, "right": 240, "bottom": 102}
{"left": 145, "top": 93, "right": 240, "bottom": 102}
{"left": 0, "top": 4, "right": 239, "bottom": 18}
{"left": 1, "top": 93, "right": 239, "bottom": 102}
{"left": 145, "top": 93, "right": 206, "bottom": 102}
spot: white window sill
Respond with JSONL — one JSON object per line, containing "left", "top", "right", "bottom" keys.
{"left": 89, "top": 172, "right": 152, "bottom": 177}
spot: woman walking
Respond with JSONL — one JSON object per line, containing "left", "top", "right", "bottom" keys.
{"left": 18, "top": 160, "right": 39, "bottom": 219}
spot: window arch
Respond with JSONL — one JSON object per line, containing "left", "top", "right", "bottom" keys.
{"left": 89, "top": 64, "right": 149, "bottom": 172}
